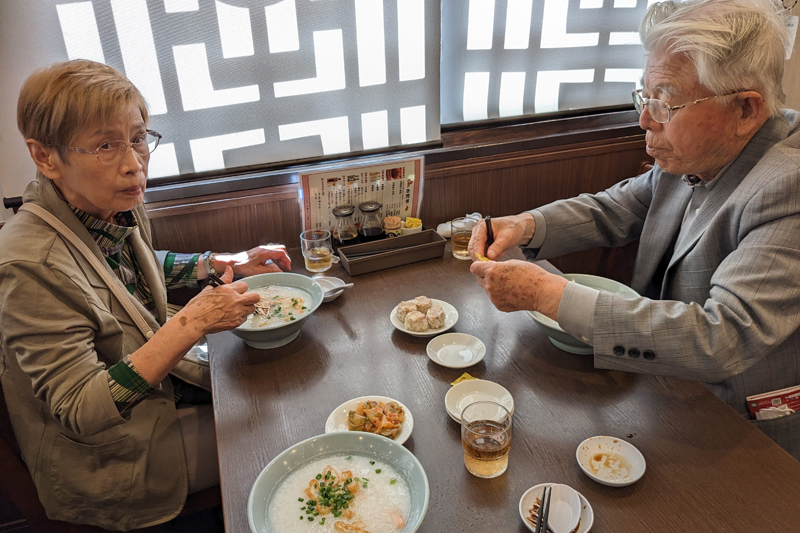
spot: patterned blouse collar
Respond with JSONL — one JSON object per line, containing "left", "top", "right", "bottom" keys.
{"left": 69, "top": 205, "right": 139, "bottom": 257}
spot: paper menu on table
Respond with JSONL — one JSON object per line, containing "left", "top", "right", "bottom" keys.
{"left": 301, "top": 157, "right": 423, "bottom": 231}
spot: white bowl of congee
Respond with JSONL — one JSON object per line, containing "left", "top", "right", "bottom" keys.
{"left": 233, "top": 272, "right": 324, "bottom": 349}
{"left": 248, "top": 432, "right": 429, "bottom": 533}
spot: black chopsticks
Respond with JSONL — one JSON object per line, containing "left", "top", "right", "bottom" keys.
{"left": 485, "top": 215, "right": 494, "bottom": 256}
{"left": 207, "top": 272, "right": 226, "bottom": 287}
{"left": 534, "top": 485, "right": 551, "bottom": 533}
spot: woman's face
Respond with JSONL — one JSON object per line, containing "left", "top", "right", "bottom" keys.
{"left": 49, "top": 104, "right": 149, "bottom": 222}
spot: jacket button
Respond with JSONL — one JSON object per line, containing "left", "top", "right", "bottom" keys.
{"left": 643, "top": 350, "right": 656, "bottom": 360}
{"left": 613, "top": 345, "right": 625, "bottom": 356}
{"left": 628, "top": 348, "right": 641, "bottom": 358}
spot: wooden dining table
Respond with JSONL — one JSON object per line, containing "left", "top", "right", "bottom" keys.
{"left": 208, "top": 245, "right": 800, "bottom": 533}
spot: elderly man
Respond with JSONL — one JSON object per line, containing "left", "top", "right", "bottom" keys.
{"left": 469, "top": 0, "right": 800, "bottom": 459}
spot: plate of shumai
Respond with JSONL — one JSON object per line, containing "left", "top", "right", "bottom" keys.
{"left": 390, "top": 296, "right": 458, "bottom": 337}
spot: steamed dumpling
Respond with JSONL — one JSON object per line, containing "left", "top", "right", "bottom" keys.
{"left": 404, "top": 311, "right": 429, "bottom": 332}
{"left": 414, "top": 296, "right": 432, "bottom": 314}
{"left": 427, "top": 306, "right": 445, "bottom": 329}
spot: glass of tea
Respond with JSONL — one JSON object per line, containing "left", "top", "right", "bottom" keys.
{"left": 451, "top": 217, "right": 478, "bottom": 260}
{"left": 460, "top": 401, "right": 512, "bottom": 478}
{"left": 300, "top": 229, "right": 333, "bottom": 272}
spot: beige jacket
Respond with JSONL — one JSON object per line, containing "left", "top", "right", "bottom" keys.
{"left": 0, "top": 176, "right": 188, "bottom": 530}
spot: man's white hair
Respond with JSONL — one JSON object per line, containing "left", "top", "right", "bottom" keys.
{"left": 640, "top": 0, "right": 789, "bottom": 117}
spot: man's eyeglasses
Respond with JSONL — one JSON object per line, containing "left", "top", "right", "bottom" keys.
{"left": 69, "top": 130, "right": 162, "bottom": 165}
{"left": 632, "top": 89, "right": 740, "bottom": 124}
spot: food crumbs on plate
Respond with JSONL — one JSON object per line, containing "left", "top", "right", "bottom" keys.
{"left": 476, "top": 254, "right": 491, "bottom": 262}
{"left": 451, "top": 372, "right": 479, "bottom": 386}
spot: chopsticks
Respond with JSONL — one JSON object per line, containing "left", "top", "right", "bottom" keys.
{"left": 534, "top": 485, "right": 552, "bottom": 533}
{"left": 484, "top": 215, "right": 494, "bottom": 256}
{"left": 207, "top": 272, "right": 226, "bottom": 287}
{"left": 342, "top": 246, "right": 414, "bottom": 259}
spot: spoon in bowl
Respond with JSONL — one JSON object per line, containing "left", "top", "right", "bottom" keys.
{"left": 323, "top": 283, "right": 353, "bottom": 298}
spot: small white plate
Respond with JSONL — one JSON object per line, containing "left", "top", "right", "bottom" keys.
{"left": 576, "top": 436, "right": 646, "bottom": 487}
{"left": 314, "top": 276, "right": 346, "bottom": 302}
{"left": 426, "top": 333, "right": 486, "bottom": 368}
{"left": 390, "top": 298, "right": 458, "bottom": 337}
{"left": 519, "top": 483, "right": 581, "bottom": 533}
{"left": 520, "top": 483, "right": 594, "bottom": 533}
{"left": 444, "top": 379, "right": 514, "bottom": 423}
{"left": 324, "top": 395, "right": 414, "bottom": 446}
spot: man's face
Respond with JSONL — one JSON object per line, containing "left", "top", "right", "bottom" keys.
{"left": 640, "top": 48, "right": 740, "bottom": 180}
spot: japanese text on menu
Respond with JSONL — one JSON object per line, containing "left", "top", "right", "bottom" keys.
{"left": 301, "top": 158, "right": 423, "bottom": 231}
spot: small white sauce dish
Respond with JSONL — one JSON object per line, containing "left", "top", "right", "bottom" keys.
{"left": 314, "top": 276, "right": 347, "bottom": 302}
{"left": 519, "top": 483, "right": 594, "bottom": 533}
{"left": 426, "top": 333, "right": 486, "bottom": 368}
{"left": 444, "top": 379, "right": 514, "bottom": 423}
{"left": 519, "top": 483, "right": 581, "bottom": 533}
{"left": 576, "top": 435, "right": 646, "bottom": 487}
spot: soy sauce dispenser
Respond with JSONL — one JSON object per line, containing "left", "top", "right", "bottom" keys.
{"left": 331, "top": 205, "right": 359, "bottom": 250}
{"left": 358, "top": 201, "right": 385, "bottom": 242}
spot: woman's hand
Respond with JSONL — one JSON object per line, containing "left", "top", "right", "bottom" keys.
{"left": 178, "top": 266, "right": 261, "bottom": 335}
{"left": 467, "top": 213, "right": 536, "bottom": 261}
{"left": 214, "top": 244, "right": 292, "bottom": 277}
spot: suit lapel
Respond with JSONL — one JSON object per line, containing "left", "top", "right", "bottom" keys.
{"left": 631, "top": 171, "right": 691, "bottom": 293}
{"left": 667, "top": 116, "right": 791, "bottom": 271}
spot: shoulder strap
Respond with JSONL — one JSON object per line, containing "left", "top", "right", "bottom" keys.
{"left": 18, "top": 204, "right": 155, "bottom": 340}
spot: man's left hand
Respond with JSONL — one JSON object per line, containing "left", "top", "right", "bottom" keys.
{"left": 469, "top": 259, "right": 568, "bottom": 319}
{"left": 215, "top": 245, "right": 292, "bottom": 277}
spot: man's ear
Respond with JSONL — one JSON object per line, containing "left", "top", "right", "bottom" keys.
{"left": 25, "top": 139, "right": 64, "bottom": 181}
{"left": 735, "top": 91, "right": 766, "bottom": 137}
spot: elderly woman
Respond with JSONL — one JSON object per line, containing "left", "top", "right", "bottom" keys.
{"left": 0, "top": 60, "right": 291, "bottom": 530}
{"left": 470, "top": 0, "right": 800, "bottom": 459}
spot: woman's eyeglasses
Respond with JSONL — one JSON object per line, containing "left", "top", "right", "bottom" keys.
{"left": 69, "top": 130, "right": 162, "bottom": 165}
{"left": 632, "top": 89, "right": 740, "bottom": 124}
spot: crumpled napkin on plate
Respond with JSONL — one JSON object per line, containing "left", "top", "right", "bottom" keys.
{"left": 436, "top": 212, "right": 482, "bottom": 238}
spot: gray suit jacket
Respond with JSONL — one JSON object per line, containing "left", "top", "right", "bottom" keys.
{"left": 0, "top": 176, "right": 188, "bottom": 530}
{"left": 531, "top": 111, "right": 800, "bottom": 459}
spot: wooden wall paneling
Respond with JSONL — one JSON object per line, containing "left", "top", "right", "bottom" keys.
{"left": 147, "top": 185, "right": 303, "bottom": 253}
{"left": 150, "top": 198, "right": 303, "bottom": 254}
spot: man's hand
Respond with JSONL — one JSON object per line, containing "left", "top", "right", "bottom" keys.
{"left": 470, "top": 259, "right": 568, "bottom": 319}
{"left": 468, "top": 213, "right": 536, "bottom": 261}
{"left": 215, "top": 244, "right": 292, "bottom": 277}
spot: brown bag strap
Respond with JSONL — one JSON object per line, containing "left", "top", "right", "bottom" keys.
{"left": 18, "top": 204, "right": 155, "bottom": 340}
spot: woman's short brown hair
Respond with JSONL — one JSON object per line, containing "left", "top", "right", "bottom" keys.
{"left": 17, "top": 60, "right": 149, "bottom": 162}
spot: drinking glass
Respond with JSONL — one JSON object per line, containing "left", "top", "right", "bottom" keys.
{"left": 300, "top": 229, "right": 333, "bottom": 272}
{"left": 461, "top": 401, "right": 512, "bottom": 478}
{"left": 451, "top": 217, "right": 478, "bottom": 260}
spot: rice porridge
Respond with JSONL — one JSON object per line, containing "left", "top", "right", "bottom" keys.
{"left": 240, "top": 285, "right": 311, "bottom": 329}
{"left": 267, "top": 455, "right": 410, "bottom": 532}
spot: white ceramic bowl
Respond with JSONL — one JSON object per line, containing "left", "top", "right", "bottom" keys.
{"left": 248, "top": 432, "right": 429, "bottom": 533}
{"left": 519, "top": 483, "right": 594, "bottom": 533}
{"left": 324, "top": 395, "right": 414, "bottom": 445}
{"left": 426, "top": 333, "right": 486, "bottom": 368}
{"left": 232, "top": 272, "right": 324, "bottom": 349}
{"left": 444, "top": 379, "right": 514, "bottom": 423}
{"left": 519, "top": 483, "right": 581, "bottom": 533}
{"left": 314, "top": 275, "right": 347, "bottom": 302}
{"left": 527, "top": 274, "right": 639, "bottom": 354}
{"left": 576, "top": 436, "right": 646, "bottom": 487}
{"left": 390, "top": 299, "right": 458, "bottom": 337}
{"left": 401, "top": 223, "right": 422, "bottom": 235}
